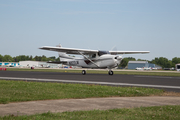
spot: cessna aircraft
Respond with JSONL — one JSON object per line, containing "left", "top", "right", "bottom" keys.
{"left": 39, "top": 45, "right": 149, "bottom": 75}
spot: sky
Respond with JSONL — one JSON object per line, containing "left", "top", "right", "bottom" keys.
{"left": 0, "top": 0, "right": 180, "bottom": 60}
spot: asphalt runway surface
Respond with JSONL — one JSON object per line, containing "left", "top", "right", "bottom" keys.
{"left": 0, "top": 71, "right": 180, "bottom": 92}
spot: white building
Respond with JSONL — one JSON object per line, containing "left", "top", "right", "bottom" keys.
{"left": 128, "top": 61, "right": 162, "bottom": 70}
{"left": 176, "top": 63, "right": 180, "bottom": 71}
{"left": 19, "top": 61, "right": 62, "bottom": 68}
{"left": 0, "top": 62, "right": 19, "bottom": 67}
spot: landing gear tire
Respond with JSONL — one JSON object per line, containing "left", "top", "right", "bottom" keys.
{"left": 108, "top": 70, "right": 113, "bottom": 75}
{"left": 82, "top": 70, "right": 86, "bottom": 75}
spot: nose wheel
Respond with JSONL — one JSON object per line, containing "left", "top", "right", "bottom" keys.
{"left": 82, "top": 70, "right": 86, "bottom": 75}
{"left": 108, "top": 70, "right": 113, "bottom": 75}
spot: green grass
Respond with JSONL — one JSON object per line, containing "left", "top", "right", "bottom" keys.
{"left": 7, "top": 68, "right": 82, "bottom": 73}
{"left": 0, "top": 80, "right": 164, "bottom": 104}
{"left": 113, "top": 71, "right": 180, "bottom": 77}
{"left": 1, "top": 105, "right": 180, "bottom": 120}
{"left": 6, "top": 68, "right": 180, "bottom": 77}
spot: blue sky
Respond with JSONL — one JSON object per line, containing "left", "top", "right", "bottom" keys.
{"left": 0, "top": 0, "right": 180, "bottom": 60}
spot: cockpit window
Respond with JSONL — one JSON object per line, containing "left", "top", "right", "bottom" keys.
{"left": 98, "top": 51, "right": 110, "bottom": 56}
{"left": 92, "top": 54, "right": 96, "bottom": 58}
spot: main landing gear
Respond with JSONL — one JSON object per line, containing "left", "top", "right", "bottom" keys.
{"left": 108, "top": 70, "right": 113, "bottom": 75}
{"left": 82, "top": 70, "right": 114, "bottom": 75}
{"left": 82, "top": 70, "right": 86, "bottom": 75}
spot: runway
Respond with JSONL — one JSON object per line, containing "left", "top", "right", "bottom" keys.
{"left": 0, "top": 71, "right": 180, "bottom": 92}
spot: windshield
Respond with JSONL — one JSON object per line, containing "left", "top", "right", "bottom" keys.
{"left": 98, "top": 51, "right": 110, "bottom": 56}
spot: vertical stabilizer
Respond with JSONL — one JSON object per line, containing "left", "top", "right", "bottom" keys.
{"left": 56, "top": 44, "right": 74, "bottom": 61}
{"left": 56, "top": 44, "right": 62, "bottom": 47}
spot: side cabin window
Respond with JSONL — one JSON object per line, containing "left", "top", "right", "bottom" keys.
{"left": 177, "top": 65, "right": 180, "bottom": 69}
{"left": 91, "top": 54, "right": 96, "bottom": 58}
{"left": 86, "top": 54, "right": 96, "bottom": 59}
{"left": 98, "top": 51, "right": 110, "bottom": 56}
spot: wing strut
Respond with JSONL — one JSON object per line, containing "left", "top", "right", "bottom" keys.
{"left": 78, "top": 51, "right": 99, "bottom": 68}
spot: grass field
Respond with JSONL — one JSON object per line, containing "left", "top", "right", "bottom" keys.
{"left": 6, "top": 68, "right": 180, "bottom": 77}
{"left": 0, "top": 80, "right": 164, "bottom": 104}
{"left": 1, "top": 105, "right": 180, "bottom": 120}
{"left": 1, "top": 69, "right": 180, "bottom": 119}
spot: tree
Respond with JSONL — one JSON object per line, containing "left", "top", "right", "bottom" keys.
{"left": 41, "top": 55, "right": 47, "bottom": 61}
{"left": 56, "top": 57, "right": 60, "bottom": 62}
{"left": 29, "top": 55, "right": 33, "bottom": 60}
{"left": 150, "top": 57, "right": 173, "bottom": 68}
{"left": 12, "top": 55, "right": 33, "bottom": 62}
{"left": 47, "top": 56, "right": 57, "bottom": 61}
{"left": 119, "top": 57, "right": 136, "bottom": 68}
{"left": 137, "top": 59, "right": 147, "bottom": 61}
{"left": 34, "top": 56, "right": 42, "bottom": 61}
{"left": 2, "top": 55, "right": 13, "bottom": 62}
{"left": 0, "top": 54, "right": 3, "bottom": 62}
{"left": 172, "top": 57, "right": 180, "bottom": 67}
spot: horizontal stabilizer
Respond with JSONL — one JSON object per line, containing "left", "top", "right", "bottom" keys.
{"left": 47, "top": 61, "right": 67, "bottom": 64}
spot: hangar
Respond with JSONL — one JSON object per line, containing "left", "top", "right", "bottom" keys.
{"left": 0, "top": 62, "right": 19, "bottom": 67}
{"left": 128, "top": 61, "right": 162, "bottom": 70}
{"left": 0, "top": 61, "right": 72, "bottom": 68}
{"left": 19, "top": 61, "right": 62, "bottom": 68}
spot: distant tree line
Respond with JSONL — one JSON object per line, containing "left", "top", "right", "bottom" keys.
{"left": 150, "top": 57, "right": 180, "bottom": 68}
{"left": 119, "top": 57, "right": 180, "bottom": 68}
{"left": 0, "top": 54, "right": 59, "bottom": 62}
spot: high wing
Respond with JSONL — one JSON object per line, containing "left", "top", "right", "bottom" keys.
{"left": 40, "top": 46, "right": 150, "bottom": 55}
{"left": 39, "top": 46, "right": 98, "bottom": 55}
{"left": 109, "top": 51, "right": 150, "bottom": 55}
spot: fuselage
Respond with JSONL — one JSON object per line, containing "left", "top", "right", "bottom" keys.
{"left": 63, "top": 54, "right": 122, "bottom": 69}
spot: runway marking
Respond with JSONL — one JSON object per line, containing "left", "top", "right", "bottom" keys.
{"left": 1, "top": 77, "right": 180, "bottom": 89}
{"left": 135, "top": 76, "right": 180, "bottom": 79}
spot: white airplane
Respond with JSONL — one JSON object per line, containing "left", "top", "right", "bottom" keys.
{"left": 39, "top": 45, "right": 149, "bottom": 75}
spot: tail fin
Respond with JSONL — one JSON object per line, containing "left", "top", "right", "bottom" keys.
{"left": 56, "top": 44, "right": 62, "bottom": 47}
{"left": 56, "top": 44, "right": 74, "bottom": 61}
{"left": 58, "top": 52, "right": 74, "bottom": 61}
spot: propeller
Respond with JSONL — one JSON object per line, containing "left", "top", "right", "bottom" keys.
{"left": 111, "top": 46, "right": 123, "bottom": 67}
{"left": 111, "top": 45, "right": 117, "bottom": 55}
